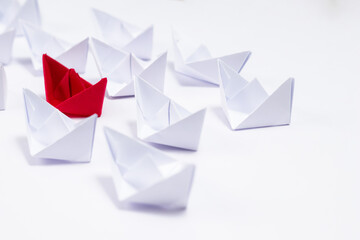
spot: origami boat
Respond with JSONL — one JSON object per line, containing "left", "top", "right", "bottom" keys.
{"left": 92, "top": 8, "right": 153, "bottom": 60}
{"left": 4, "top": 0, "right": 41, "bottom": 36}
{"left": 172, "top": 30, "right": 251, "bottom": 85}
{"left": 43, "top": 54, "right": 107, "bottom": 117}
{"left": 23, "top": 89, "right": 97, "bottom": 162}
{"left": 135, "top": 76, "right": 206, "bottom": 150}
{"left": 218, "top": 60, "right": 295, "bottom": 130}
{"left": 91, "top": 37, "right": 167, "bottom": 97}
{"left": 22, "top": 22, "right": 89, "bottom": 73}
{"left": 104, "top": 127, "right": 196, "bottom": 210}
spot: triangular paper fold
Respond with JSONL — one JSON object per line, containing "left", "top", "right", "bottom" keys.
{"left": 43, "top": 54, "right": 107, "bottom": 117}
{"left": 173, "top": 30, "right": 251, "bottom": 85}
{"left": 91, "top": 37, "right": 166, "bottom": 97}
{"left": 218, "top": 60, "right": 295, "bottom": 130}
{"left": 56, "top": 38, "right": 89, "bottom": 73}
{"left": 122, "top": 26, "right": 153, "bottom": 60}
{"left": 104, "top": 127, "right": 196, "bottom": 210}
{"left": 22, "top": 22, "right": 89, "bottom": 73}
{"left": 144, "top": 109, "right": 206, "bottom": 150}
{"left": 23, "top": 89, "right": 97, "bottom": 162}
{"left": 92, "top": 9, "right": 153, "bottom": 60}
{"left": 6, "top": 0, "right": 41, "bottom": 36}
{"left": 135, "top": 76, "right": 206, "bottom": 150}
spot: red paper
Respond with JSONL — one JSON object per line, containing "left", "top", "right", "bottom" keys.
{"left": 43, "top": 54, "right": 107, "bottom": 117}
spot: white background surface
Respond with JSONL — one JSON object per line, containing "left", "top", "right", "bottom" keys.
{"left": 0, "top": 0, "right": 359, "bottom": 239}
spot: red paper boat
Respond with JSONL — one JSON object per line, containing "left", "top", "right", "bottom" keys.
{"left": 43, "top": 54, "right": 107, "bottom": 117}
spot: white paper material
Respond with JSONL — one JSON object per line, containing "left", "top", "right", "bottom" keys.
{"left": 135, "top": 76, "right": 206, "bottom": 150}
{"left": 23, "top": 89, "right": 97, "bottom": 162}
{"left": 22, "top": 22, "right": 89, "bottom": 73}
{"left": 91, "top": 37, "right": 167, "bottom": 97}
{"left": 172, "top": 30, "right": 251, "bottom": 85}
{"left": 0, "top": 65, "right": 6, "bottom": 110}
{"left": 0, "top": 0, "right": 20, "bottom": 28}
{"left": 92, "top": 8, "right": 153, "bottom": 60}
{"left": 0, "top": 29, "right": 16, "bottom": 64}
{"left": 104, "top": 127, "right": 196, "bottom": 210}
{"left": 218, "top": 60, "right": 294, "bottom": 130}
{"left": 6, "top": 0, "right": 41, "bottom": 36}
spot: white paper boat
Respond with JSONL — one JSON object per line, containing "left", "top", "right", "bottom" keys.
{"left": 92, "top": 8, "right": 153, "bottom": 60}
{"left": 23, "top": 89, "right": 97, "bottom": 162}
{"left": 91, "top": 37, "right": 167, "bottom": 97}
{"left": 22, "top": 22, "right": 89, "bottom": 73}
{"left": 6, "top": 0, "right": 41, "bottom": 36}
{"left": 218, "top": 60, "right": 294, "bottom": 130}
{"left": 172, "top": 30, "right": 251, "bottom": 85}
{"left": 104, "top": 127, "right": 196, "bottom": 210}
{"left": 135, "top": 76, "right": 206, "bottom": 150}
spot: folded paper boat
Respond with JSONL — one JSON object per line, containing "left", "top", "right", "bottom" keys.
{"left": 22, "top": 22, "right": 89, "bottom": 73}
{"left": 218, "top": 60, "right": 295, "bottom": 130}
{"left": 3, "top": 0, "right": 41, "bottom": 36}
{"left": 43, "top": 54, "right": 107, "bottom": 117}
{"left": 172, "top": 30, "right": 251, "bottom": 85}
{"left": 23, "top": 89, "right": 97, "bottom": 162}
{"left": 135, "top": 76, "right": 206, "bottom": 150}
{"left": 91, "top": 37, "right": 167, "bottom": 97}
{"left": 92, "top": 8, "right": 153, "bottom": 60}
{"left": 0, "top": 65, "right": 6, "bottom": 110}
{"left": 104, "top": 127, "right": 196, "bottom": 210}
